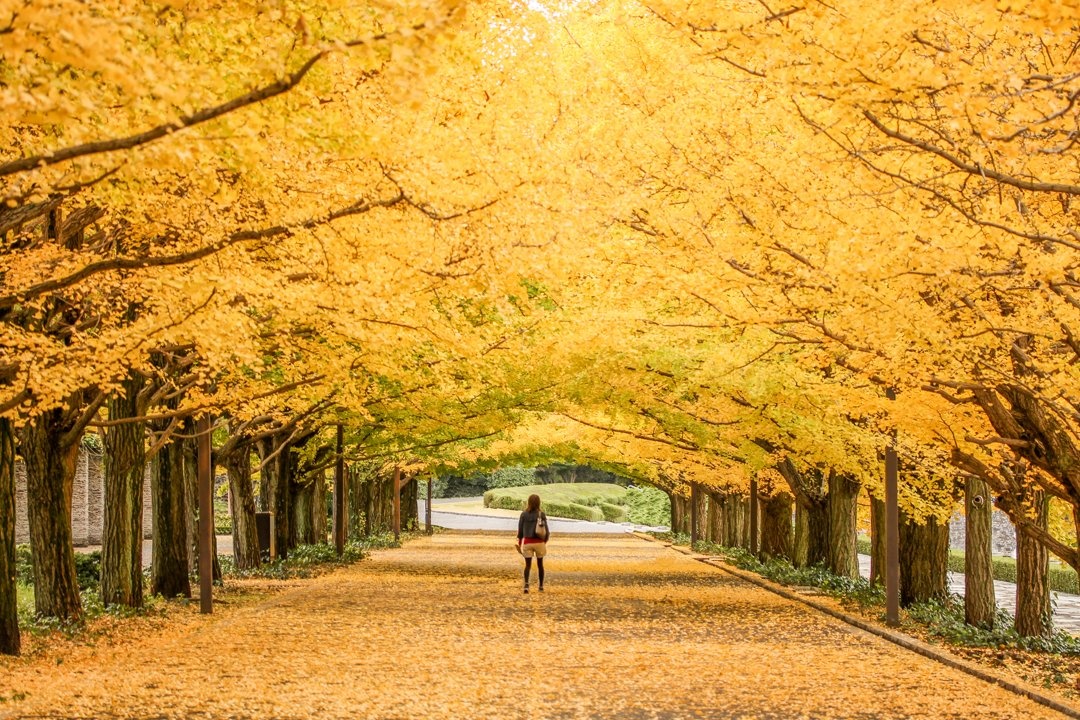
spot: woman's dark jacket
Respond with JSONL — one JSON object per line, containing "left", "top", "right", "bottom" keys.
{"left": 518, "top": 510, "right": 550, "bottom": 542}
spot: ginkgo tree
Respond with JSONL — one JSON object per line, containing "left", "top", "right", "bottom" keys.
{"left": 4, "top": 0, "right": 1080, "bottom": 657}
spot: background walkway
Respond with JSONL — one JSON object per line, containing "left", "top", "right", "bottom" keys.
{"left": 856, "top": 555, "right": 1080, "bottom": 635}
{"left": 3, "top": 532, "right": 1068, "bottom": 718}
{"left": 420, "top": 496, "right": 666, "bottom": 534}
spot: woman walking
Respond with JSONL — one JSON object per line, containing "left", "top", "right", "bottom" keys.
{"left": 517, "top": 494, "right": 549, "bottom": 594}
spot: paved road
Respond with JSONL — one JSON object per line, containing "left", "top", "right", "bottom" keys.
{"left": 420, "top": 497, "right": 665, "bottom": 535}
{"left": 3, "top": 533, "right": 1063, "bottom": 718}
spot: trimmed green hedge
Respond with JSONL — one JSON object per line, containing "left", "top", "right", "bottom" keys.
{"left": 856, "top": 536, "right": 1080, "bottom": 594}
{"left": 484, "top": 494, "right": 603, "bottom": 521}
{"left": 598, "top": 502, "right": 628, "bottom": 522}
{"left": 484, "top": 483, "right": 628, "bottom": 522}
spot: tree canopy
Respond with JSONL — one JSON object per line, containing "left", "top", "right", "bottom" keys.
{"left": 3, "top": 0, "right": 1080, "bottom": 559}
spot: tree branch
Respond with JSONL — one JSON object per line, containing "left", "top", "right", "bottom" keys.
{"left": 0, "top": 18, "right": 441, "bottom": 179}
{"left": 0, "top": 193, "right": 406, "bottom": 309}
{"left": 863, "top": 109, "right": 1080, "bottom": 196}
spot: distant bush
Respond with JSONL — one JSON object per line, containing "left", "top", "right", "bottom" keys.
{"left": 625, "top": 485, "right": 670, "bottom": 527}
{"left": 75, "top": 551, "right": 101, "bottom": 589}
{"left": 486, "top": 466, "right": 538, "bottom": 489}
{"left": 15, "top": 545, "right": 100, "bottom": 590}
{"left": 15, "top": 544, "right": 33, "bottom": 585}
{"left": 214, "top": 499, "right": 233, "bottom": 535}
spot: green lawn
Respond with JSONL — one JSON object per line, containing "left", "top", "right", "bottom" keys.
{"left": 483, "top": 482, "right": 670, "bottom": 526}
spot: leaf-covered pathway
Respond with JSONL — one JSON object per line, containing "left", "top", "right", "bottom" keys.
{"left": 0, "top": 533, "right": 1069, "bottom": 719}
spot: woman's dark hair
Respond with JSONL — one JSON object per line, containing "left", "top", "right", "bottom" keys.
{"left": 526, "top": 494, "right": 541, "bottom": 513}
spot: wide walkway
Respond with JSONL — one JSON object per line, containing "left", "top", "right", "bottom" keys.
{"left": 3, "top": 533, "right": 1068, "bottom": 718}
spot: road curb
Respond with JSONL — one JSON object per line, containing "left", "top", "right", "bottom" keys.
{"left": 631, "top": 533, "right": 1080, "bottom": 720}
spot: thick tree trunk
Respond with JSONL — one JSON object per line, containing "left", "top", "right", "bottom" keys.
{"left": 379, "top": 472, "right": 395, "bottom": 532}
{"left": 793, "top": 502, "right": 809, "bottom": 568}
{"left": 899, "top": 512, "right": 949, "bottom": 606}
{"left": 869, "top": 493, "right": 886, "bottom": 585}
{"left": 706, "top": 492, "right": 723, "bottom": 543}
{"left": 738, "top": 496, "right": 751, "bottom": 549}
{"left": 672, "top": 493, "right": 690, "bottom": 536}
{"left": 827, "top": 472, "right": 859, "bottom": 578}
{"left": 287, "top": 451, "right": 304, "bottom": 550}
{"left": 347, "top": 465, "right": 365, "bottom": 541}
{"left": 313, "top": 470, "right": 328, "bottom": 543}
{"left": 21, "top": 409, "right": 83, "bottom": 621}
{"left": 1015, "top": 491, "right": 1052, "bottom": 637}
{"left": 402, "top": 478, "right": 418, "bottom": 531}
{"left": 150, "top": 434, "right": 190, "bottom": 598}
{"left": 964, "top": 475, "right": 995, "bottom": 630}
{"left": 292, "top": 481, "right": 315, "bottom": 545}
{"left": 276, "top": 444, "right": 293, "bottom": 557}
{"left": 776, "top": 459, "right": 828, "bottom": 566}
{"left": 805, "top": 498, "right": 830, "bottom": 567}
{"left": 760, "top": 492, "right": 793, "bottom": 560}
{"left": 225, "top": 447, "right": 260, "bottom": 570}
{"left": 184, "top": 433, "right": 198, "bottom": 574}
{"left": 722, "top": 495, "right": 744, "bottom": 547}
{"left": 0, "top": 418, "right": 20, "bottom": 655}
{"left": 257, "top": 436, "right": 292, "bottom": 561}
{"left": 692, "top": 486, "right": 707, "bottom": 543}
{"left": 101, "top": 379, "right": 146, "bottom": 608}
{"left": 362, "top": 476, "right": 374, "bottom": 537}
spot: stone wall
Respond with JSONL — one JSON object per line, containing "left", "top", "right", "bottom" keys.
{"left": 949, "top": 510, "right": 1017, "bottom": 558}
{"left": 14, "top": 447, "right": 153, "bottom": 547}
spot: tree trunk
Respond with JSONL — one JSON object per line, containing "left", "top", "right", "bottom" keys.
{"left": 793, "top": 502, "right": 809, "bottom": 568}
{"left": 775, "top": 459, "right": 830, "bottom": 566}
{"left": 692, "top": 485, "right": 707, "bottom": 543}
{"left": 827, "top": 471, "right": 859, "bottom": 578}
{"left": 354, "top": 472, "right": 373, "bottom": 538}
{"left": 150, "top": 433, "right": 190, "bottom": 598}
{"left": 671, "top": 493, "right": 688, "bottom": 536}
{"left": 706, "top": 492, "right": 723, "bottom": 543}
{"left": 101, "top": 378, "right": 146, "bottom": 608}
{"left": 225, "top": 447, "right": 260, "bottom": 570}
{"left": 362, "top": 476, "right": 374, "bottom": 537}
{"left": 760, "top": 492, "right": 793, "bottom": 560}
{"left": 1015, "top": 490, "right": 1051, "bottom": 637}
{"left": 380, "top": 472, "right": 395, "bottom": 532}
{"left": 738, "top": 496, "right": 751, "bottom": 549}
{"left": 292, "top": 481, "right": 315, "bottom": 545}
{"left": 257, "top": 435, "right": 292, "bottom": 561}
{"left": 869, "top": 492, "right": 886, "bottom": 585}
{"left": 184, "top": 433, "right": 198, "bottom": 574}
{"left": 313, "top": 470, "right": 328, "bottom": 543}
{"left": 276, "top": 443, "right": 293, "bottom": 557}
{"left": 287, "top": 450, "right": 304, "bottom": 550}
{"left": 805, "top": 498, "right": 830, "bottom": 567}
{"left": 402, "top": 478, "right": 418, "bottom": 531}
{"left": 21, "top": 409, "right": 83, "bottom": 621}
{"left": 899, "top": 512, "right": 949, "bottom": 606}
{"left": 0, "top": 418, "right": 20, "bottom": 655}
{"left": 721, "top": 495, "right": 740, "bottom": 547}
{"left": 964, "top": 475, "right": 995, "bottom": 630}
